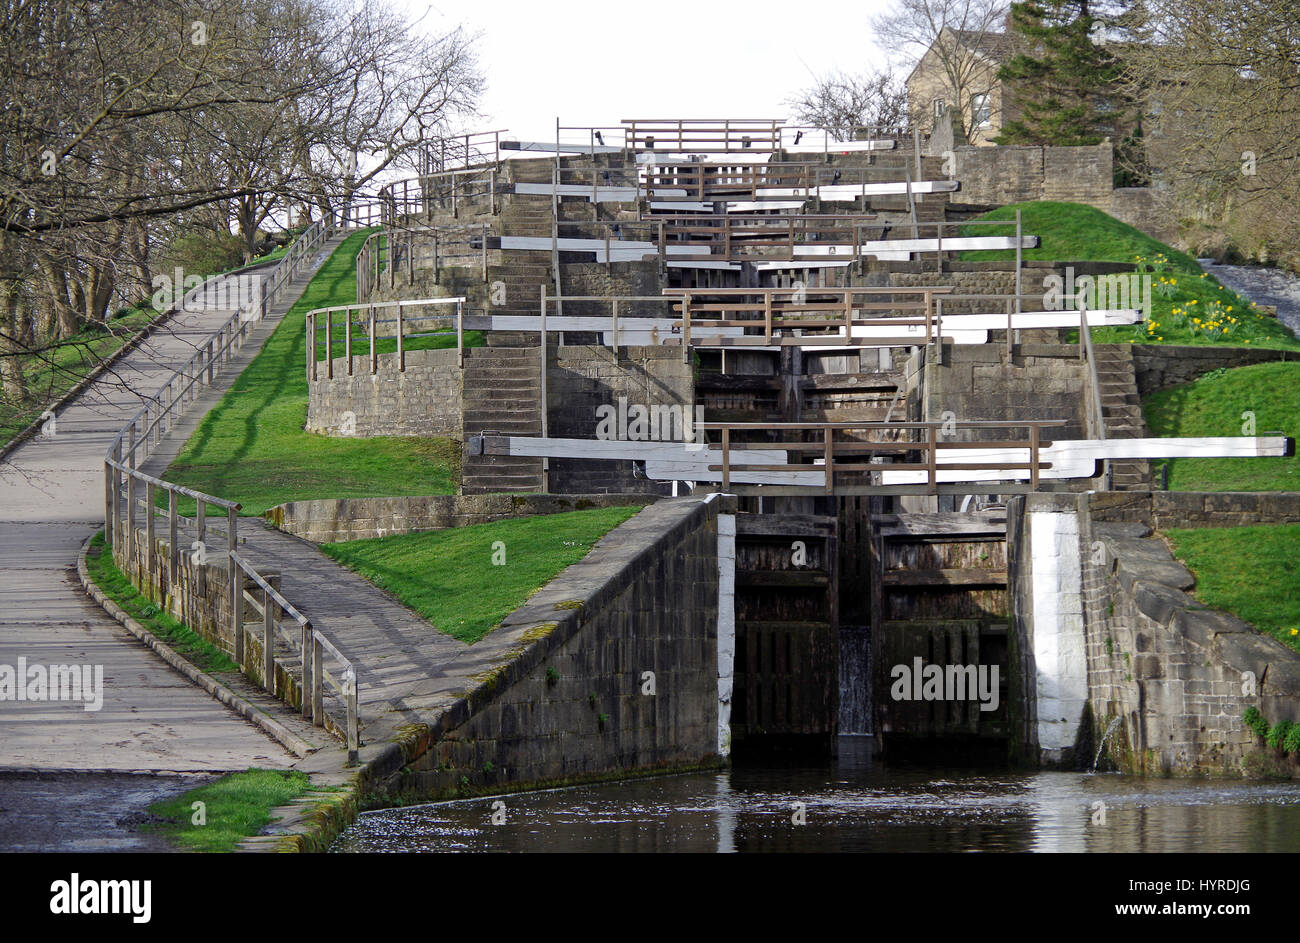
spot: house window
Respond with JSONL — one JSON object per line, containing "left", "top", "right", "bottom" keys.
{"left": 972, "top": 93, "right": 991, "bottom": 128}
{"left": 933, "top": 98, "right": 946, "bottom": 119}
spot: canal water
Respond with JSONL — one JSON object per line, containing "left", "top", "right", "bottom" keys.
{"left": 331, "top": 739, "right": 1300, "bottom": 853}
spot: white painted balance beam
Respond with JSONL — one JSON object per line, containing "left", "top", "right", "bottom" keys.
{"left": 878, "top": 436, "right": 1293, "bottom": 485}
{"left": 470, "top": 308, "right": 1140, "bottom": 349}
{"left": 479, "top": 434, "right": 1291, "bottom": 488}
{"left": 513, "top": 182, "right": 639, "bottom": 202}
{"left": 499, "top": 234, "right": 1037, "bottom": 264}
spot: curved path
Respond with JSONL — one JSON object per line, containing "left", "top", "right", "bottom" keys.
{"left": 0, "top": 268, "right": 325, "bottom": 849}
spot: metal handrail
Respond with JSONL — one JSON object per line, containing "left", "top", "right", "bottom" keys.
{"left": 102, "top": 207, "right": 375, "bottom": 764}
{"left": 307, "top": 296, "right": 468, "bottom": 377}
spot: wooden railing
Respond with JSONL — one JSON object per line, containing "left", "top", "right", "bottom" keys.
{"left": 380, "top": 168, "right": 499, "bottom": 224}
{"left": 355, "top": 225, "right": 488, "bottom": 300}
{"left": 623, "top": 118, "right": 784, "bottom": 152}
{"left": 418, "top": 129, "right": 507, "bottom": 174}
{"left": 644, "top": 213, "right": 879, "bottom": 261}
{"left": 104, "top": 211, "right": 370, "bottom": 764}
{"left": 640, "top": 162, "right": 921, "bottom": 202}
{"left": 704, "top": 419, "right": 1067, "bottom": 494}
{"left": 230, "top": 551, "right": 358, "bottom": 762}
{"left": 307, "top": 296, "right": 468, "bottom": 379}
{"left": 663, "top": 286, "right": 953, "bottom": 350}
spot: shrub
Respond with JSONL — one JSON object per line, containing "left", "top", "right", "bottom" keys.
{"left": 1266, "top": 719, "right": 1294, "bottom": 751}
{"left": 1244, "top": 706, "right": 1270, "bottom": 738}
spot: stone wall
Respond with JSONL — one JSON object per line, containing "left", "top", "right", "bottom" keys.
{"left": 1110, "top": 188, "right": 1180, "bottom": 245}
{"left": 1086, "top": 489, "right": 1300, "bottom": 531}
{"left": 112, "top": 524, "right": 284, "bottom": 692}
{"left": 547, "top": 344, "right": 695, "bottom": 494}
{"left": 948, "top": 144, "right": 1113, "bottom": 211}
{"left": 1129, "top": 344, "right": 1298, "bottom": 395}
{"left": 370, "top": 495, "right": 733, "bottom": 799}
{"left": 1079, "top": 499, "right": 1300, "bottom": 777}
{"left": 1007, "top": 489, "right": 1300, "bottom": 775}
{"left": 306, "top": 348, "right": 463, "bottom": 438}
{"left": 266, "top": 492, "right": 657, "bottom": 543}
{"left": 914, "top": 342, "right": 1090, "bottom": 444}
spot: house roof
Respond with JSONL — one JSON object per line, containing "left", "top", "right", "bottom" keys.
{"left": 905, "top": 27, "right": 1012, "bottom": 86}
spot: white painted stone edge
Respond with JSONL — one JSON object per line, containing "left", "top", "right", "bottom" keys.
{"left": 75, "top": 533, "right": 316, "bottom": 759}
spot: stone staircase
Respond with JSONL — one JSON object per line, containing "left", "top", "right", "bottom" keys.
{"left": 461, "top": 345, "right": 544, "bottom": 493}
{"left": 1092, "top": 344, "right": 1152, "bottom": 490}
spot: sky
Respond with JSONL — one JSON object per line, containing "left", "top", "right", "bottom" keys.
{"left": 396, "top": 0, "right": 898, "bottom": 144}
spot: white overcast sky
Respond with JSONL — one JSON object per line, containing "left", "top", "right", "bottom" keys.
{"left": 396, "top": 0, "right": 899, "bottom": 143}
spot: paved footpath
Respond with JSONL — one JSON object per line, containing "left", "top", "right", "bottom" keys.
{"left": 0, "top": 264, "right": 339, "bottom": 849}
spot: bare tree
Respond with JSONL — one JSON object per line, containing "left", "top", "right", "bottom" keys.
{"left": 872, "top": 0, "right": 1009, "bottom": 134}
{"left": 1118, "top": 0, "right": 1300, "bottom": 267}
{"left": 787, "top": 68, "right": 910, "bottom": 140}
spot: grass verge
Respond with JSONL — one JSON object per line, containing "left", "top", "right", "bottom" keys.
{"left": 145, "top": 768, "right": 311, "bottom": 852}
{"left": 161, "top": 229, "right": 467, "bottom": 516}
{"left": 85, "top": 532, "right": 237, "bottom": 674}
{"left": 959, "top": 201, "right": 1300, "bottom": 350}
{"left": 1166, "top": 523, "right": 1300, "bottom": 654}
{"left": 1142, "top": 361, "right": 1300, "bottom": 491}
{"left": 321, "top": 507, "right": 642, "bottom": 643}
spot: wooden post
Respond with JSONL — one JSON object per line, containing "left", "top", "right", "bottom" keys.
{"left": 397, "top": 301, "right": 405, "bottom": 372}
{"left": 1029, "top": 424, "right": 1041, "bottom": 490}
{"left": 927, "top": 423, "right": 938, "bottom": 495}
{"left": 125, "top": 469, "right": 136, "bottom": 568}
{"left": 764, "top": 292, "right": 773, "bottom": 344}
{"left": 312, "top": 636, "right": 323, "bottom": 726}
{"left": 611, "top": 297, "right": 619, "bottom": 353}
{"left": 682, "top": 293, "right": 692, "bottom": 363}
{"left": 721, "top": 427, "right": 731, "bottom": 490}
{"left": 1006, "top": 296, "right": 1014, "bottom": 360}
{"left": 457, "top": 300, "right": 464, "bottom": 369}
{"left": 346, "top": 671, "right": 359, "bottom": 767}
{"left": 824, "top": 427, "right": 834, "bottom": 493}
{"left": 325, "top": 308, "right": 333, "bottom": 380}
{"left": 232, "top": 559, "right": 244, "bottom": 667}
{"left": 300, "top": 622, "right": 312, "bottom": 720}
{"left": 168, "top": 489, "right": 178, "bottom": 587}
{"left": 369, "top": 305, "right": 377, "bottom": 375}
{"left": 262, "top": 586, "right": 275, "bottom": 693}
{"left": 196, "top": 500, "right": 206, "bottom": 597}
{"left": 1015, "top": 209, "right": 1023, "bottom": 317}
{"left": 227, "top": 506, "right": 239, "bottom": 662}
{"left": 843, "top": 291, "right": 853, "bottom": 346}
{"left": 345, "top": 306, "right": 352, "bottom": 376}
{"left": 145, "top": 482, "right": 156, "bottom": 577}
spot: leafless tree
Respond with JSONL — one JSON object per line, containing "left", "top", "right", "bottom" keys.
{"left": 872, "top": 0, "right": 1009, "bottom": 134}
{"left": 787, "top": 68, "right": 910, "bottom": 139}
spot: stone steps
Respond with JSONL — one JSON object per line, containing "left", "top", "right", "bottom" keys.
{"left": 460, "top": 344, "right": 545, "bottom": 492}
{"left": 1092, "top": 344, "right": 1152, "bottom": 490}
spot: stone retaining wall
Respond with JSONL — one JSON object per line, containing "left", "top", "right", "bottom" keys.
{"left": 306, "top": 348, "right": 463, "bottom": 438}
{"left": 266, "top": 492, "right": 657, "bottom": 543}
{"left": 366, "top": 495, "right": 732, "bottom": 800}
{"left": 1129, "top": 344, "right": 1297, "bottom": 395}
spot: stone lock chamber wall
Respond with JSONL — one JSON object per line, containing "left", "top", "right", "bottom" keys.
{"left": 366, "top": 495, "right": 734, "bottom": 800}
{"left": 1008, "top": 490, "right": 1300, "bottom": 774}
{"left": 306, "top": 348, "right": 464, "bottom": 438}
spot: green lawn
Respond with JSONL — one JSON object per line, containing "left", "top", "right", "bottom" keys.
{"left": 1142, "top": 361, "right": 1300, "bottom": 491}
{"left": 959, "top": 201, "right": 1300, "bottom": 351}
{"left": 162, "top": 229, "right": 467, "bottom": 516}
{"left": 145, "top": 768, "right": 312, "bottom": 852}
{"left": 1166, "top": 524, "right": 1300, "bottom": 655}
{"left": 85, "top": 532, "right": 238, "bottom": 674}
{"left": 321, "top": 507, "right": 642, "bottom": 643}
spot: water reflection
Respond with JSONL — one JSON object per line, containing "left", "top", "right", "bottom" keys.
{"left": 331, "top": 739, "right": 1300, "bottom": 853}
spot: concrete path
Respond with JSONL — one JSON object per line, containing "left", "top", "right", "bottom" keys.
{"left": 0, "top": 261, "right": 355, "bottom": 825}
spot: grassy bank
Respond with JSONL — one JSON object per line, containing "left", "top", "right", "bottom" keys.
{"left": 321, "top": 507, "right": 642, "bottom": 643}
{"left": 1166, "top": 523, "right": 1300, "bottom": 655}
{"left": 1142, "top": 361, "right": 1300, "bottom": 491}
{"left": 146, "top": 768, "right": 311, "bottom": 852}
{"left": 0, "top": 307, "right": 159, "bottom": 445}
{"left": 161, "top": 229, "right": 466, "bottom": 516}
{"left": 85, "top": 532, "right": 237, "bottom": 674}
{"left": 959, "top": 201, "right": 1300, "bottom": 350}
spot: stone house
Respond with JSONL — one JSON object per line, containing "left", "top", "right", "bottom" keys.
{"left": 905, "top": 27, "right": 1013, "bottom": 146}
